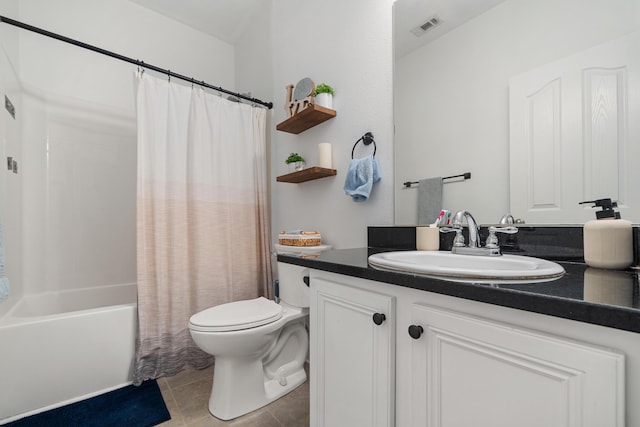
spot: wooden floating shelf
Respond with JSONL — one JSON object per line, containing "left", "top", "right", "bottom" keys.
{"left": 277, "top": 167, "right": 337, "bottom": 183}
{"left": 276, "top": 104, "right": 337, "bottom": 134}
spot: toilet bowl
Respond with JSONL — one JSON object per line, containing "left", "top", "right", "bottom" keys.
{"left": 188, "top": 255, "right": 324, "bottom": 421}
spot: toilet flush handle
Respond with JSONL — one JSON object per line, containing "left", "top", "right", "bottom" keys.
{"left": 303, "top": 276, "right": 310, "bottom": 286}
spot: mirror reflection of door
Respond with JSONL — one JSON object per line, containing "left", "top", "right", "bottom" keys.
{"left": 509, "top": 31, "right": 640, "bottom": 223}
{"left": 394, "top": 0, "right": 640, "bottom": 225}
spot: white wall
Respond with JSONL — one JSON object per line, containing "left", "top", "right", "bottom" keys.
{"left": 0, "top": 0, "right": 396, "bottom": 303}
{"left": 2, "top": 0, "right": 236, "bottom": 296}
{"left": 234, "top": 0, "right": 275, "bottom": 257}
{"left": 0, "top": 0, "right": 23, "bottom": 316}
{"left": 270, "top": 0, "right": 395, "bottom": 249}
{"left": 17, "top": 0, "right": 235, "bottom": 114}
{"left": 235, "top": 1, "right": 273, "bottom": 108}
{"left": 394, "top": 0, "right": 640, "bottom": 225}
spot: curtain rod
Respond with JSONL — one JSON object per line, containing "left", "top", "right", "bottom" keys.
{"left": 0, "top": 15, "right": 274, "bottom": 109}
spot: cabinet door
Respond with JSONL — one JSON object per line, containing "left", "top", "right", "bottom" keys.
{"left": 310, "top": 277, "right": 395, "bottom": 427}
{"left": 408, "top": 304, "right": 624, "bottom": 427}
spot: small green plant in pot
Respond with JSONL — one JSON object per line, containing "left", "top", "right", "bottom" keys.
{"left": 313, "top": 83, "right": 334, "bottom": 109}
{"left": 285, "top": 152, "right": 306, "bottom": 172}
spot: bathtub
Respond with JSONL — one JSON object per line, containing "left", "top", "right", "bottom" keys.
{"left": 0, "top": 283, "right": 138, "bottom": 423}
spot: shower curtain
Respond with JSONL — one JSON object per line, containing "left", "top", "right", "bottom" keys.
{"left": 133, "top": 71, "right": 272, "bottom": 383}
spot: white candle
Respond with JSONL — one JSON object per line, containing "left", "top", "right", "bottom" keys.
{"left": 318, "top": 143, "right": 332, "bottom": 169}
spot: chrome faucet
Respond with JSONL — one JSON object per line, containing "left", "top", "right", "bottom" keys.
{"left": 440, "top": 210, "right": 518, "bottom": 256}
{"left": 452, "top": 210, "right": 481, "bottom": 247}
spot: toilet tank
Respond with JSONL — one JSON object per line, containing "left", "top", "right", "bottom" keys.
{"left": 277, "top": 262, "right": 310, "bottom": 308}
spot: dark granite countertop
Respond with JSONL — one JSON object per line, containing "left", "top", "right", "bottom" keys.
{"left": 278, "top": 247, "right": 640, "bottom": 334}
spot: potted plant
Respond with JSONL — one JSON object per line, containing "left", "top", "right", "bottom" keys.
{"left": 285, "top": 152, "right": 306, "bottom": 172}
{"left": 313, "top": 83, "right": 334, "bottom": 109}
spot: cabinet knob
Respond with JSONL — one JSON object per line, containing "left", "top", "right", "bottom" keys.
{"left": 372, "top": 313, "right": 386, "bottom": 325}
{"left": 408, "top": 324, "right": 424, "bottom": 339}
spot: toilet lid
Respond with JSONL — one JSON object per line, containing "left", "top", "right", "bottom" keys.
{"left": 189, "top": 297, "right": 283, "bottom": 332}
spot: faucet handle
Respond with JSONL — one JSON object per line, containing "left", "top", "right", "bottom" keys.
{"left": 440, "top": 225, "right": 465, "bottom": 247}
{"left": 499, "top": 213, "right": 515, "bottom": 224}
{"left": 486, "top": 226, "right": 518, "bottom": 248}
{"left": 451, "top": 210, "right": 467, "bottom": 227}
{"left": 499, "top": 213, "right": 526, "bottom": 224}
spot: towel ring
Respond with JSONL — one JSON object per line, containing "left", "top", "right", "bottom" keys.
{"left": 351, "top": 132, "right": 376, "bottom": 159}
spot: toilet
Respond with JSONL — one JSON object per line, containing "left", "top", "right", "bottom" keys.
{"left": 188, "top": 245, "right": 329, "bottom": 420}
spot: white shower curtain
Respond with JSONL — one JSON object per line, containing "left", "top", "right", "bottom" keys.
{"left": 133, "top": 71, "right": 272, "bottom": 383}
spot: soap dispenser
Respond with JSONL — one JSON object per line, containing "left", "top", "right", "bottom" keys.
{"left": 580, "top": 198, "right": 633, "bottom": 269}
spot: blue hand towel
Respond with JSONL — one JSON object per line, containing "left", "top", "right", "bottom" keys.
{"left": 344, "top": 155, "right": 381, "bottom": 202}
{"left": 0, "top": 224, "right": 9, "bottom": 302}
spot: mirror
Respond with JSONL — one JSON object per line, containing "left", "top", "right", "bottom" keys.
{"left": 393, "top": 0, "right": 640, "bottom": 225}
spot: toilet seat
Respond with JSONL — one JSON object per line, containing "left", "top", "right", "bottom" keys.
{"left": 189, "top": 297, "right": 283, "bottom": 332}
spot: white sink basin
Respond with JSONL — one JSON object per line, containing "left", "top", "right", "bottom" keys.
{"left": 368, "top": 251, "right": 565, "bottom": 284}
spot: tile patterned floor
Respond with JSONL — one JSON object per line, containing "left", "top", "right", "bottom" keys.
{"left": 157, "top": 365, "right": 310, "bottom": 427}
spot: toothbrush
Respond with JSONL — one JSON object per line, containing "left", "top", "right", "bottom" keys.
{"left": 438, "top": 210, "right": 451, "bottom": 225}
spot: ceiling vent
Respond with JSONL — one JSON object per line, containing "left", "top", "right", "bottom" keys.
{"left": 410, "top": 16, "right": 441, "bottom": 37}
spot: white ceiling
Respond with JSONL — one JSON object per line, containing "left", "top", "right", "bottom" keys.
{"left": 394, "top": 0, "right": 508, "bottom": 58}
{"left": 129, "top": 0, "right": 267, "bottom": 44}
{"left": 129, "top": 0, "right": 506, "bottom": 56}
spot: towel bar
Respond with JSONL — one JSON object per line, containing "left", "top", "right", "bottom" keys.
{"left": 403, "top": 172, "right": 471, "bottom": 188}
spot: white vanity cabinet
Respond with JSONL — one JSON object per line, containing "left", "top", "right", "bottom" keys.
{"left": 309, "top": 269, "right": 629, "bottom": 427}
{"left": 408, "top": 304, "right": 624, "bottom": 427}
{"left": 309, "top": 276, "right": 396, "bottom": 427}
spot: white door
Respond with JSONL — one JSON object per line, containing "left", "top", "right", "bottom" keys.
{"left": 409, "top": 304, "right": 625, "bottom": 427}
{"left": 509, "top": 31, "right": 640, "bottom": 223}
{"left": 310, "top": 276, "right": 395, "bottom": 427}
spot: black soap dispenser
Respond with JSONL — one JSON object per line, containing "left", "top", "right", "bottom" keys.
{"left": 580, "top": 198, "right": 633, "bottom": 269}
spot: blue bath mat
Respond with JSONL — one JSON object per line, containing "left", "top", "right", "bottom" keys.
{"left": 7, "top": 380, "right": 170, "bottom": 427}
